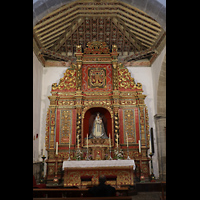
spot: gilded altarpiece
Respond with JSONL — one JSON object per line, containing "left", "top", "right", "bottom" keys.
{"left": 45, "top": 41, "right": 150, "bottom": 184}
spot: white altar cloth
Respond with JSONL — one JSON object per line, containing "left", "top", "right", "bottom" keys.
{"left": 62, "top": 160, "right": 135, "bottom": 170}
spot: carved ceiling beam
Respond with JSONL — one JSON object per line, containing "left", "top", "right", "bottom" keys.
{"left": 122, "top": 48, "right": 157, "bottom": 63}
{"left": 35, "top": 12, "right": 77, "bottom": 35}
{"left": 42, "top": 37, "right": 62, "bottom": 49}
{"left": 118, "top": 2, "right": 161, "bottom": 27}
{"left": 39, "top": 25, "right": 70, "bottom": 42}
{"left": 118, "top": 15, "right": 160, "bottom": 37}
{"left": 40, "top": 48, "right": 75, "bottom": 62}
{"left": 34, "top": 1, "right": 160, "bottom": 31}
{"left": 153, "top": 30, "right": 166, "bottom": 53}
{"left": 33, "top": 0, "right": 165, "bottom": 65}
{"left": 117, "top": 11, "right": 161, "bottom": 33}
{"left": 33, "top": 1, "right": 78, "bottom": 30}
{"left": 112, "top": 17, "right": 143, "bottom": 51}
{"left": 35, "top": 11, "right": 114, "bottom": 35}
{"left": 117, "top": 17, "right": 145, "bottom": 50}
{"left": 52, "top": 17, "right": 85, "bottom": 52}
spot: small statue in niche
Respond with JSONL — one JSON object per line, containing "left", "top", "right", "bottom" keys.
{"left": 89, "top": 113, "right": 108, "bottom": 139}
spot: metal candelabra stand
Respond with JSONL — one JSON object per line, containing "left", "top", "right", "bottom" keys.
{"left": 40, "top": 155, "right": 46, "bottom": 183}
{"left": 149, "top": 152, "right": 156, "bottom": 182}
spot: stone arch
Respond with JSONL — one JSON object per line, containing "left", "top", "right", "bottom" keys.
{"left": 154, "top": 53, "right": 166, "bottom": 180}
{"left": 33, "top": 0, "right": 166, "bottom": 30}
{"left": 157, "top": 54, "right": 166, "bottom": 116}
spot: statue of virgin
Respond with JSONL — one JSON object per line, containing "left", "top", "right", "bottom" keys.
{"left": 89, "top": 113, "right": 108, "bottom": 139}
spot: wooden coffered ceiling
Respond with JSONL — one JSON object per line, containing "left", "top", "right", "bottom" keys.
{"left": 33, "top": 0, "right": 166, "bottom": 66}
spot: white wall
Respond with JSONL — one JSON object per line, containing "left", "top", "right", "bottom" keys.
{"left": 127, "top": 67, "right": 155, "bottom": 128}
{"left": 39, "top": 67, "right": 68, "bottom": 160}
{"left": 33, "top": 52, "right": 43, "bottom": 162}
{"left": 127, "top": 66, "right": 159, "bottom": 178}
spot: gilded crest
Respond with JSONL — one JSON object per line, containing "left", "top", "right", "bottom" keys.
{"left": 88, "top": 68, "right": 106, "bottom": 88}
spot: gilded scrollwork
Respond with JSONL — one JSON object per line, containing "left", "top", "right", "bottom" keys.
{"left": 145, "top": 107, "right": 150, "bottom": 147}
{"left": 51, "top": 67, "right": 76, "bottom": 91}
{"left": 45, "top": 108, "right": 50, "bottom": 149}
{"left": 118, "top": 68, "right": 135, "bottom": 89}
{"left": 49, "top": 107, "right": 56, "bottom": 149}
{"left": 123, "top": 109, "right": 135, "bottom": 143}
{"left": 82, "top": 105, "right": 113, "bottom": 119}
{"left": 84, "top": 41, "right": 110, "bottom": 54}
{"left": 136, "top": 82, "right": 143, "bottom": 89}
{"left": 120, "top": 99, "right": 136, "bottom": 105}
{"left": 60, "top": 110, "right": 72, "bottom": 144}
{"left": 58, "top": 100, "right": 74, "bottom": 105}
{"left": 84, "top": 99, "right": 111, "bottom": 106}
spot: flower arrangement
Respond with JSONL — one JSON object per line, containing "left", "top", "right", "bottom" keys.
{"left": 74, "top": 149, "right": 83, "bottom": 160}
{"left": 114, "top": 149, "right": 124, "bottom": 160}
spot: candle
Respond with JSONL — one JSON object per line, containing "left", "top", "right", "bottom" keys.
{"left": 77, "top": 139, "right": 79, "bottom": 149}
{"left": 43, "top": 143, "right": 45, "bottom": 156}
{"left": 56, "top": 142, "right": 58, "bottom": 155}
{"left": 109, "top": 133, "right": 111, "bottom": 147}
{"left": 69, "top": 136, "right": 70, "bottom": 149}
{"left": 126, "top": 133, "right": 128, "bottom": 147}
{"left": 149, "top": 138, "right": 152, "bottom": 153}
{"left": 139, "top": 140, "right": 141, "bottom": 153}
{"left": 87, "top": 134, "right": 88, "bottom": 149}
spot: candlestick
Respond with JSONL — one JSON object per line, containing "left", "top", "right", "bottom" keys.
{"left": 56, "top": 142, "right": 58, "bottom": 155}
{"left": 149, "top": 140, "right": 152, "bottom": 153}
{"left": 149, "top": 152, "right": 155, "bottom": 182}
{"left": 40, "top": 155, "right": 46, "bottom": 183}
{"left": 43, "top": 143, "right": 45, "bottom": 156}
{"left": 149, "top": 138, "right": 152, "bottom": 154}
{"left": 126, "top": 146, "right": 131, "bottom": 160}
{"left": 109, "top": 133, "right": 113, "bottom": 160}
{"left": 139, "top": 140, "right": 141, "bottom": 153}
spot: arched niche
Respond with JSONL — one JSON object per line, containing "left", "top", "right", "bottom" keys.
{"left": 82, "top": 107, "right": 112, "bottom": 143}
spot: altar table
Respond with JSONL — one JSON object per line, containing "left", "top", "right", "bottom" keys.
{"left": 63, "top": 160, "right": 135, "bottom": 187}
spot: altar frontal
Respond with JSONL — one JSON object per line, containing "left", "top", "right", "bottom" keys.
{"left": 63, "top": 160, "right": 135, "bottom": 187}
{"left": 45, "top": 42, "right": 151, "bottom": 185}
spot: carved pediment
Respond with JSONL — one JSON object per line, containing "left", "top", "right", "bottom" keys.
{"left": 84, "top": 41, "right": 110, "bottom": 54}
{"left": 51, "top": 64, "right": 77, "bottom": 92}
{"left": 50, "top": 43, "right": 144, "bottom": 93}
